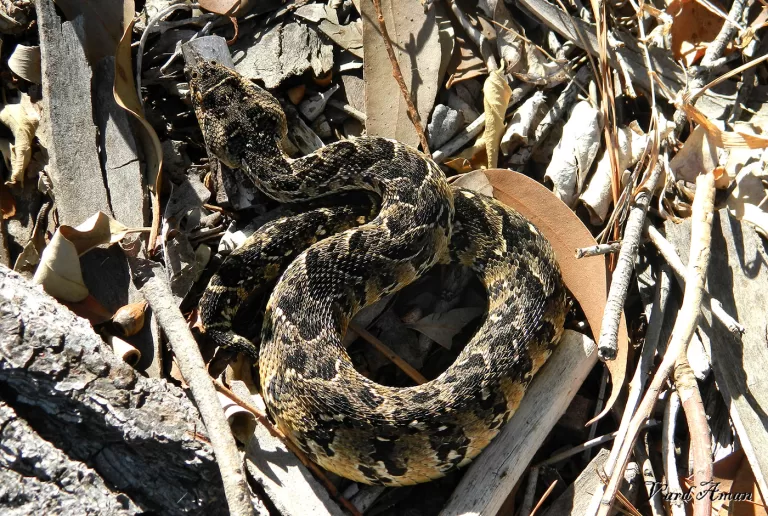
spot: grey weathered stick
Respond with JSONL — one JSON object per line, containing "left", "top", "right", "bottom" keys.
{"left": 598, "top": 171, "right": 715, "bottom": 515}
{"left": 131, "top": 259, "right": 253, "bottom": 516}
{"left": 598, "top": 161, "right": 663, "bottom": 360}
{"left": 440, "top": 330, "right": 596, "bottom": 516}
{"left": 645, "top": 223, "right": 744, "bottom": 335}
{"left": 662, "top": 390, "right": 686, "bottom": 516}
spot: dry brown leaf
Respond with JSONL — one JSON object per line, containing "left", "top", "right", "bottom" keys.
{"left": 53, "top": 0, "right": 134, "bottom": 65}
{"left": 727, "top": 164, "right": 768, "bottom": 239}
{"left": 199, "top": 0, "right": 241, "bottom": 15}
{"left": 8, "top": 44, "right": 41, "bottom": 84}
{"left": 113, "top": 300, "right": 148, "bottom": 337}
{"left": 0, "top": 95, "right": 39, "bottom": 186}
{"left": 667, "top": 0, "right": 726, "bottom": 66}
{"left": 445, "top": 37, "right": 488, "bottom": 87}
{"left": 361, "top": 0, "right": 442, "bottom": 148}
{"left": 114, "top": 18, "right": 164, "bottom": 250}
{"left": 33, "top": 212, "right": 149, "bottom": 302}
{"left": 406, "top": 307, "right": 484, "bottom": 349}
{"left": 484, "top": 169, "right": 628, "bottom": 422}
{"left": 0, "top": 183, "right": 16, "bottom": 219}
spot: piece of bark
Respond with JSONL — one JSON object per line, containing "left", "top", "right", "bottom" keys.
{"left": 35, "top": 1, "right": 112, "bottom": 226}
{"left": 0, "top": 400, "right": 139, "bottom": 515}
{"left": 664, "top": 209, "right": 768, "bottom": 498}
{"left": 440, "top": 330, "right": 597, "bottom": 516}
{"left": 0, "top": 266, "right": 229, "bottom": 514}
{"left": 92, "top": 56, "right": 147, "bottom": 230}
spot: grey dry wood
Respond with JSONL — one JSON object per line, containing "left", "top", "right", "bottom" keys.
{"left": 0, "top": 266, "right": 230, "bottom": 515}
{"left": 440, "top": 330, "right": 597, "bottom": 516}
{"left": 35, "top": 0, "right": 112, "bottom": 226}
{"left": 664, "top": 210, "right": 768, "bottom": 498}
{"left": 542, "top": 448, "right": 609, "bottom": 516}
{"left": 0, "top": 400, "right": 139, "bottom": 515}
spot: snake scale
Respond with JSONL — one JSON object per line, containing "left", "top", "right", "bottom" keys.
{"left": 190, "top": 61, "right": 567, "bottom": 486}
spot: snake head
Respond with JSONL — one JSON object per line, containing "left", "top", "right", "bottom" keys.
{"left": 187, "top": 60, "right": 287, "bottom": 169}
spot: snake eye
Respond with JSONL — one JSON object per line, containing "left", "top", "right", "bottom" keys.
{"left": 191, "top": 71, "right": 199, "bottom": 79}
{"left": 210, "top": 60, "right": 218, "bottom": 66}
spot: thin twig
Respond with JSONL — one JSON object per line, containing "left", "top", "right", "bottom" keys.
{"left": 605, "top": 265, "right": 672, "bottom": 477}
{"left": 446, "top": 0, "right": 498, "bottom": 71}
{"left": 131, "top": 258, "right": 253, "bottom": 516}
{"left": 598, "top": 171, "right": 716, "bottom": 515}
{"left": 348, "top": 322, "right": 428, "bottom": 384}
{"left": 213, "top": 382, "right": 363, "bottom": 516}
{"left": 370, "top": 0, "right": 430, "bottom": 153}
{"left": 598, "top": 161, "right": 663, "bottom": 360}
{"left": 674, "top": 355, "right": 713, "bottom": 516}
{"left": 645, "top": 223, "right": 745, "bottom": 334}
{"left": 662, "top": 390, "right": 686, "bottom": 516}
{"left": 529, "top": 480, "right": 558, "bottom": 516}
{"left": 575, "top": 242, "right": 621, "bottom": 258}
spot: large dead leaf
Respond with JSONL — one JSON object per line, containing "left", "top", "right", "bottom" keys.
{"left": 33, "top": 212, "right": 148, "bottom": 302}
{"left": 667, "top": 0, "right": 726, "bottom": 66}
{"left": 481, "top": 67, "right": 512, "bottom": 169}
{"left": 483, "top": 169, "right": 628, "bottom": 422}
{"left": 361, "top": 0, "right": 442, "bottom": 148}
{"left": 682, "top": 101, "right": 768, "bottom": 149}
{"left": 114, "top": 18, "right": 164, "bottom": 250}
{"left": 53, "top": 0, "right": 134, "bottom": 65}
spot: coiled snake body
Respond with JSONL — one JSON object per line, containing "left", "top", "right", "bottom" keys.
{"left": 190, "top": 62, "right": 567, "bottom": 486}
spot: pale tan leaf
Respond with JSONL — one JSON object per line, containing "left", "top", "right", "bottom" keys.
{"left": 669, "top": 124, "right": 718, "bottom": 182}
{"left": 450, "top": 169, "right": 494, "bottom": 197}
{"left": 361, "top": 0, "right": 441, "bottom": 147}
{"left": 683, "top": 103, "right": 768, "bottom": 149}
{"left": 8, "top": 44, "right": 41, "bottom": 84}
{"left": 0, "top": 95, "right": 39, "bottom": 186}
{"left": 481, "top": 67, "right": 512, "bottom": 168}
{"left": 33, "top": 212, "right": 149, "bottom": 302}
{"left": 484, "top": 168, "right": 628, "bottom": 421}
{"left": 727, "top": 164, "right": 768, "bottom": 239}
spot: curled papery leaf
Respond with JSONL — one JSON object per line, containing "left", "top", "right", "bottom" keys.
{"left": 33, "top": 212, "right": 149, "bottom": 302}
{"left": 8, "top": 44, "right": 41, "bottom": 84}
{"left": 113, "top": 300, "right": 148, "bottom": 337}
{"left": 0, "top": 95, "right": 39, "bottom": 186}
{"left": 217, "top": 392, "right": 257, "bottom": 445}
{"left": 105, "top": 332, "right": 141, "bottom": 366}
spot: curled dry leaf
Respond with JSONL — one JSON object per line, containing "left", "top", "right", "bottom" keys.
{"left": 8, "top": 44, "right": 41, "bottom": 84}
{"left": 481, "top": 67, "right": 512, "bottom": 169}
{"left": 484, "top": 168, "right": 628, "bottom": 422}
{"left": 33, "top": 212, "right": 149, "bottom": 302}
{"left": 544, "top": 100, "right": 602, "bottom": 207}
{"left": 667, "top": 0, "right": 725, "bottom": 66}
{"left": 217, "top": 391, "right": 257, "bottom": 445}
{"left": 444, "top": 68, "right": 511, "bottom": 172}
{"left": 682, "top": 102, "right": 768, "bottom": 149}
{"left": 0, "top": 95, "right": 40, "bottom": 186}
{"left": 114, "top": 18, "right": 164, "bottom": 250}
{"left": 727, "top": 164, "right": 768, "bottom": 239}
{"left": 105, "top": 332, "right": 141, "bottom": 366}
{"left": 113, "top": 300, "right": 148, "bottom": 337}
